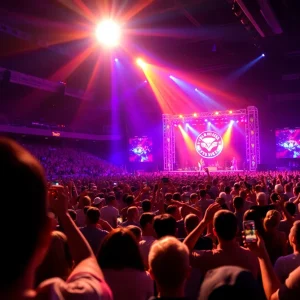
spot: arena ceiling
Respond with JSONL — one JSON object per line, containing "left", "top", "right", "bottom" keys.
{"left": 0, "top": 0, "right": 300, "bottom": 93}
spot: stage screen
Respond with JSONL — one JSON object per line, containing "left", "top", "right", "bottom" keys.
{"left": 175, "top": 122, "right": 246, "bottom": 170}
{"left": 276, "top": 129, "right": 300, "bottom": 158}
{"left": 129, "top": 137, "right": 153, "bottom": 162}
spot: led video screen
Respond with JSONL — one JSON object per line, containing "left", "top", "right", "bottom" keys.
{"left": 129, "top": 137, "right": 153, "bottom": 162}
{"left": 276, "top": 129, "right": 300, "bottom": 158}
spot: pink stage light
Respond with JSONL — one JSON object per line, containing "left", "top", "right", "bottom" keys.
{"left": 136, "top": 58, "right": 147, "bottom": 69}
{"left": 96, "top": 20, "right": 121, "bottom": 47}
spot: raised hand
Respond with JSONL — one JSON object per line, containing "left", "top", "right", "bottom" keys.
{"left": 203, "top": 203, "right": 221, "bottom": 224}
{"left": 49, "top": 185, "right": 69, "bottom": 216}
{"left": 243, "top": 230, "right": 266, "bottom": 259}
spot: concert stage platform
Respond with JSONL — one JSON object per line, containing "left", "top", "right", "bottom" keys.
{"left": 164, "top": 170, "right": 244, "bottom": 175}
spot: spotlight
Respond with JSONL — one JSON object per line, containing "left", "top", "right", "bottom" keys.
{"left": 229, "top": 110, "right": 233, "bottom": 114}
{"left": 95, "top": 20, "right": 121, "bottom": 47}
{"left": 262, "top": 53, "right": 265, "bottom": 57}
{"left": 215, "top": 112, "right": 219, "bottom": 115}
{"left": 230, "top": 120, "right": 234, "bottom": 124}
{"left": 169, "top": 75, "right": 173, "bottom": 79}
{"left": 179, "top": 115, "right": 183, "bottom": 118}
{"left": 193, "top": 113, "right": 197, "bottom": 117}
{"left": 114, "top": 58, "right": 118, "bottom": 62}
{"left": 136, "top": 58, "right": 146, "bottom": 69}
{"left": 144, "top": 80, "right": 148, "bottom": 83}
{"left": 195, "top": 88, "right": 198, "bottom": 91}
{"left": 205, "top": 119, "right": 208, "bottom": 122}
{"left": 208, "top": 121, "right": 211, "bottom": 125}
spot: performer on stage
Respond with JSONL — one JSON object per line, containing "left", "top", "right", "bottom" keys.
{"left": 231, "top": 157, "right": 238, "bottom": 171}
{"left": 198, "top": 158, "right": 205, "bottom": 171}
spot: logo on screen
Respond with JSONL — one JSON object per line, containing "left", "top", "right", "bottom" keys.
{"left": 195, "top": 131, "right": 223, "bottom": 158}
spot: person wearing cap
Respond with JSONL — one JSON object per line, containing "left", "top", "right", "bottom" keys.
{"left": 93, "top": 197, "right": 105, "bottom": 210}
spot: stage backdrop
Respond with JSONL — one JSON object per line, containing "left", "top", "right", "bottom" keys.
{"left": 174, "top": 121, "right": 246, "bottom": 170}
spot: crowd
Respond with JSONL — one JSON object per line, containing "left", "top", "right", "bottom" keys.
{"left": 24, "top": 144, "right": 125, "bottom": 178}
{"left": 2, "top": 137, "right": 300, "bottom": 300}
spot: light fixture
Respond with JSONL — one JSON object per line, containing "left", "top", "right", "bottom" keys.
{"left": 95, "top": 20, "right": 121, "bottom": 47}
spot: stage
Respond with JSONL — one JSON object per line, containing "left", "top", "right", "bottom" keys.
{"left": 164, "top": 170, "right": 244, "bottom": 175}
{"left": 162, "top": 107, "right": 260, "bottom": 171}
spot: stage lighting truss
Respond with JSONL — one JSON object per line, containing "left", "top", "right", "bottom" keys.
{"left": 162, "top": 106, "right": 260, "bottom": 171}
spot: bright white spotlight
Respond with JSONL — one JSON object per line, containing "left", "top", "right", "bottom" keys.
{"left": 96, "top": 20, "right": 121, "bottom": 47}
{"left": 262, "top": 53, "right": 265, "bottom": 57}
{"left": 136, "top": 58, "right": 147, "bottom": 69}
{"left": 114, "top": 58, "right": 118, "bottom": 62}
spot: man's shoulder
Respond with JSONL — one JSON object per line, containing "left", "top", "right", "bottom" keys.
{"left": 80, "top": 226, "right": 108, "bottom": 235}
{"left": 101, "top": 205, "right": 118, "bottom": 213}
{"left": 192, "top": 249, "right": 214, "bottom": 258}
{"left": 121, "top": 206, "right": 127, "bottom": 213}
{"left": 276, "top": 254, "right": 295, "bottom": 264}
{"left": 36, "top": 273, "right": 112, "bottom": 300}
{"left": 206, "top": 199, "right": 214, "bottom": 204}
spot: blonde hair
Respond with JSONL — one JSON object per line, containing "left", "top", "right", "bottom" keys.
{"left": 264, "top": 210, "right": 281, "bottom": 230}
{"left": 149, "top": 236, "right": 190, "bottom": 288}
